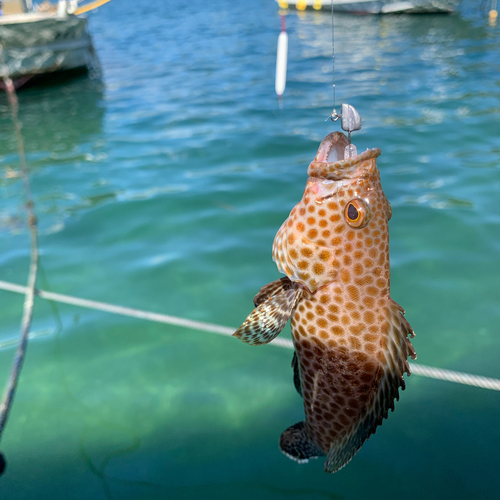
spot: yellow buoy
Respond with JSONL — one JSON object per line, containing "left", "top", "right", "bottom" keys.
{"left": 489, "top": 9, "right": 498, "bottom": 25}
{"left": 278, "top": 0, "right": 289, "bottom": 8}
{"left": 313, "top": 0, "right": 322, "bottom": 9}
{"left": 296, "top": 0, "right": 308, "bottom": 10}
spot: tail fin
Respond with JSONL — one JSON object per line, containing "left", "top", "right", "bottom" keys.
{"left": 279, "top": 422, "right": 324, "bottom": 464}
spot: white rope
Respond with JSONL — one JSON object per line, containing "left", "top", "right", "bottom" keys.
{"left": 407, "top": 363, "right": 500, "bottom": 391}
{"left": 1, "top": 280, "right": 499, "bottom": 391}
{"left": 0, "top": 280, "right": 291, "bottom": 350}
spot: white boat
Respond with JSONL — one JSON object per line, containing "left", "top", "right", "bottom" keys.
{"left": 276, "top": 0, "right": 460, "bottom": 14}
{"left": 0, "top": 0, "right": 97, "bottom": 88}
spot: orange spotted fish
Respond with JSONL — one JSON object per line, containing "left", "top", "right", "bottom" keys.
{"left": 234, "top": 132, "right": 416, "bottom": 473}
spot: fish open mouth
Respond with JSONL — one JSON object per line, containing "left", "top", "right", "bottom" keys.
{"left": 314, "top": 132, "right": 350, "bottom": 163}
{"left": 308, "top": 132, "right": 381, "bottom": 180}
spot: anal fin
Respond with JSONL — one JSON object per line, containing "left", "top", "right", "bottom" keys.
{"left": 291, "top": 351, "right": 302, "bottom": 397}
{"left": 279, "top": 422, "right": 324, "bottom": 464}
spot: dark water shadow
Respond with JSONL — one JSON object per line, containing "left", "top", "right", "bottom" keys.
{"left": 0, "top": 75, "right": 105, "bottom": 161}
{"left": 35, "top": 261, "right": 166, "bottom": 500}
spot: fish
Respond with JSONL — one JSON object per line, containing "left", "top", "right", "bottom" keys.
{"left": 234, "top": 131, "right": 416, "bottom": 473}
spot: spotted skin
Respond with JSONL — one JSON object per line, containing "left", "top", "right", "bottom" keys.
{"left": 234, "top": 132, "right": 416, "bottom": 473}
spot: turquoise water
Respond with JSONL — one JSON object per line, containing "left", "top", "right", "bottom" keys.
{"left": 1, "top": 0, "right": 500, "bottom": 498}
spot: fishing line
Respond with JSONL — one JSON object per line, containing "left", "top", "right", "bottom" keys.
{"left": 327, "top": 0, "right": 343, "bottom": 124}
{"left": 330, "top": 0, "right": 338, "bottom": 120}
{"left": 325, "top": 4, "right": 361, "bottom": 156}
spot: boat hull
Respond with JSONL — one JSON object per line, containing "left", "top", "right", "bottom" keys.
{"left": 0, "top": 13, "right": 97, "bottom": 86}
{"left": 276, "top": 0, "right": 459, "bottom": 14}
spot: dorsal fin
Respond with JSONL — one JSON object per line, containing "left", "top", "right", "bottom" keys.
{"left": 324, "top": 301, "right": 416, "bottom": 473}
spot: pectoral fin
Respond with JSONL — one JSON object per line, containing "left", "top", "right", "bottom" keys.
{"left": 253, "top": 277, "right": 294, "bottom": 307}
{"left": 233, "top": 286, "right": 302, "bottom": 345}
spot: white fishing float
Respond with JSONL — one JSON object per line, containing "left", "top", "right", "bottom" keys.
{"left": 275, "top": 15, "right": 288, "bottom": 98}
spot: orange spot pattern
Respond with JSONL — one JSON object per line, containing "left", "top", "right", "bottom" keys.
{"left": 272, "top": 142, "right": 415, "bottom": 457}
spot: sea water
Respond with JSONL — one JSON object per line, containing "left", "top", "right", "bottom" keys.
{"left": 0, "top": 0, "right": 499, "bottom": 498}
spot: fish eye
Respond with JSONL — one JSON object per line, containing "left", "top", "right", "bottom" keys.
{"left": 344, "top": 199, "right": 369, "bottom": 228}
